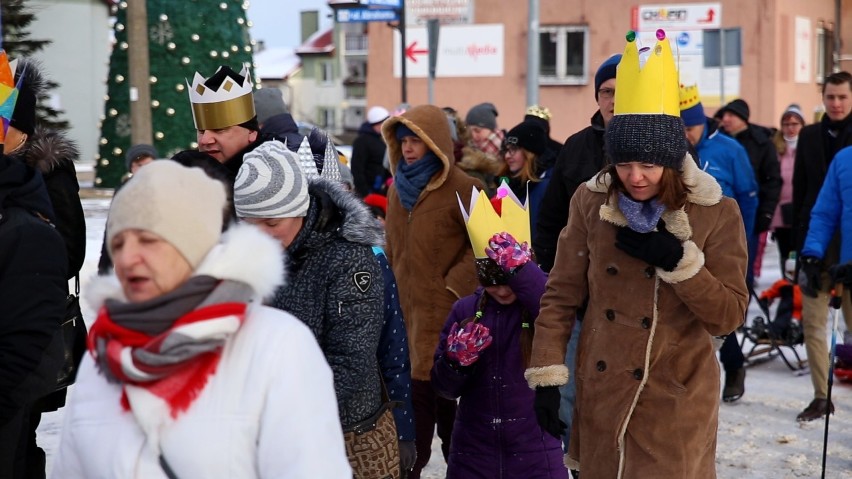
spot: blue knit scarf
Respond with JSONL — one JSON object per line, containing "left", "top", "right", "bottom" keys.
{"left": 618, "top": 192, "right": 666, "bottom": 233}
{"left": 395, "top": 152, "right": 443, "bottom": 211}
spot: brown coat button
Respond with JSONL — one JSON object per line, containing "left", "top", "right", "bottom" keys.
{"left": 641, "top": 317, "right": 651, "bottom": 329}
{"left": 605, "top": 309, "right": 615, "bottom": 320}
{"left": 597, "top": 361, "right": 607, "bottom": 372}
{"left": 633, "top": 368, "right": 643, "bottom": 380}
{"left": 606, "top": 266, "right": 618, "bottom": 275}
{"left": 644, "top": 266, "right": 655, "bottom": 278}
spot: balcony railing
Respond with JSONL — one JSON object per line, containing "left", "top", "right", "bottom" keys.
{"left": 344, "top": 84, "right": 366, "bottom": 100}
{"left": 344, "top": 34, "right": 368, "bottom": 53}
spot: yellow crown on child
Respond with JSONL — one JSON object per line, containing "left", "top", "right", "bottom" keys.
{"left": 614, "top": 30, "right": 680, "bottom": 117}
{"left": 187, "top": 64, "right": 255, "bottom": 130}
{"left": 457, "top": 180, "right": 531, "bottom": 259}
{"left": 679, "top": 83, "right": 700, "bottom": 110}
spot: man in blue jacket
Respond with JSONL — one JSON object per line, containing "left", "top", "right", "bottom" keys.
{"left": 681, "top": 84, "right": 758, "bottom": 403}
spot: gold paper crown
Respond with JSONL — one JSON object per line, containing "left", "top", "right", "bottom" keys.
{"left": 679, "top": 83, "right": 700, "bottom": 111}
{"left": 457, "top": 181, "right": 531, "bottom": 259}
{"left": 525, "top": 105, "right": 551, "bottom": 121}
{"left": 187, "top": 64, "right": 255, "bottom": 130}
{"left": 613, "top": 30, "right": 680, "bottom": 117}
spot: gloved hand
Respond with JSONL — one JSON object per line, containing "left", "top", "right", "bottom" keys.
{"left": 829, "top": 262, "right": 852, "bottom": 287}
{"left": 485, "top": 232, "right": 532, "bottom": 274}
{"left": 534, "top": 386, "right": 566, "bottom": 440}
{"left": 798, "top": 255, "right": 823, "bottom": 298}
{"left": 755, "top": 212, "right": 773, "bottom": 233}
{"left": 615, "top": 220, "right": 684, "bottom": 272}
{"left": 399, "top": 440, "right": 417, "bottom": 473}
{"left": 445, "top": 321, "right": 493, "bottom": 367}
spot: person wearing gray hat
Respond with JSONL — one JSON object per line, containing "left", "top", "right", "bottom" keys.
{"left": 253, "top": 87, "right": 289, "bottom": 128}
{"left": 125, "top": 143, "right": 159, "bottom": 175}
{"left": 465, "top": 102, "right": 504, "bottom": 160}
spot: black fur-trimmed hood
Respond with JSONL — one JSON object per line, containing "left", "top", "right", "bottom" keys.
{"left": 306, "top": 176, "right": 385, "bottom": 247}
{"left": 14, "top": 127, "right": 80, "bottom": 175}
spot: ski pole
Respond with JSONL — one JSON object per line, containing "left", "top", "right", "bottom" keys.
{"left": 821, "top": 283, "right": 844, "bottom": 479}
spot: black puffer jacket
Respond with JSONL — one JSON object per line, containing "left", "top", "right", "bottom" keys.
{"left": 534, "top": 111, "right": 607, "bottom": 272}
{"left": 350, "top": 122, "right": 389, "bottom": 197}
{"left": 0, "top": 154, "right": 67, "bottom": 425}
{"left": 269, "top": 177, "right": 386, "bottom": 427}
{"left": 12, "top": 127, "right": 85, "bottom": 279}
{"left": 727, "top": 124, "right": 782, "bottom": 233}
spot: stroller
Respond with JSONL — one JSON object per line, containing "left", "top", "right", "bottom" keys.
{"left": 739, "top": 279, "right": 807, "bottom": 371}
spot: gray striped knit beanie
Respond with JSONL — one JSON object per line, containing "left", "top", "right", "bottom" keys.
{"left": 234, "top": 140, "right": 309, "bottom": 219}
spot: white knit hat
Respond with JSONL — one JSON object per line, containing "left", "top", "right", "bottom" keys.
{"left": 234, "top": 140, "right": 310, "bottom": 219}
{"left": 107, "top": 161, "right": 227, "bottom": 268}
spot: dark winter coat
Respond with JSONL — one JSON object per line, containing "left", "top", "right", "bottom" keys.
{"left": 431, "top": 264, "right": 567, "bottom": 479}
{"left": 373, "top": 246, "right": 415, "bottom": 441}
{"left": 381, "top": 105, "right": 483, "bottom": 381}
{"left": 269, "top": 177, "right": 386, "bottom": 428}
{"left": 12, "top": 127, "right": 85, "bottom": 279}
{"left": 351, "top": 122, "right": 389, "bottom": 197}
{"left": 527, "top": 158, "right": 748, "bottom": 478}
{"left": 727, "top": 124, "right": 782, "bottom": 233}
{"left": 534, "top": 111, "right": 607, "bottom": 272}
{"left": 792, "top": 114, "right": 852, "bottom": 258}
{"left": 0, "top": 154, "right": 68, "bottom": 426}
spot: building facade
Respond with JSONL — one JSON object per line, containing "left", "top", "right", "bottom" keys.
{"left": 363, "top": 0, "right": 848, "bottom": 140}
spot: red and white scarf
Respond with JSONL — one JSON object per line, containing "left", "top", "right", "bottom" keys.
{"left": 87, "top": 276, "right": 251, "bottom": 418}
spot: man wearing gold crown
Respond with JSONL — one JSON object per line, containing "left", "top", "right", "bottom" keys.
{"left": 188, "top": 65, "right": 260, "bottom": 176}
{"left": 525, "top": 31, "right": 748, "bottom": 478}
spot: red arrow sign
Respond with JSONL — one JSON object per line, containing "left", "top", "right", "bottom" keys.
{"left": 698, "top": 8, "right": 715, "bottom": 23}
{"left": 405, "top": 41, "right": 428, "bottom": 62}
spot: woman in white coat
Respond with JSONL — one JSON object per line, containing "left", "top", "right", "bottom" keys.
{"left": 50, "top": 161, "right": 350, "bottom": 478}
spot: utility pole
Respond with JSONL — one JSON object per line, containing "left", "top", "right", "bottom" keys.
{"left": 127, "top": 0, "right": 152, "bottom": 145}
{"left": 400, "top": 0, "right": 407, "bottom": 103}
{"left": 526, "top": 0, "right": 540, "bottom": 107}
{"left": 834, "top": 0, "right": 842, "bottom": 73}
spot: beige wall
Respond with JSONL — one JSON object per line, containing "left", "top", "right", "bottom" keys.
{"left": 366, "top": 0, "right": 843, "bottom": 140}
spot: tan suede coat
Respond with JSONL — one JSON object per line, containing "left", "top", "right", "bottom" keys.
{"left": 526, "top": 157, "right": 748, "bottom": 478}
{"left": 382, "top": 105, "right": 483, "bottom": 380}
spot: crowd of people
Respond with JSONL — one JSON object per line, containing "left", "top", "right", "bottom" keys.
{"left": 4, "top": 27, "right": 852, "bottom": 478}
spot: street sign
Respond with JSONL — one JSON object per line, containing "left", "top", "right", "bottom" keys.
{"left": 336, "top": 8, "right": 399, "bottom": 23}
{"left": 363, "top": 0, "right": 402, "bottom": 7}
{"left": 393, "top": 24, "right": 504, "bottom": 78}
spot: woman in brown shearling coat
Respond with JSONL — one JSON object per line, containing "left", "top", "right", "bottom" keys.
{"left": 526, "top": 153, "right": 749, "bottom": 478}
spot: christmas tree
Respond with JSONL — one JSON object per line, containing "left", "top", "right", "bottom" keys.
{"left": 95, "top": 0, "right": 256, "bottom": 187}
{"left": 0, "top": 0, "right": 69, "bottom": 131}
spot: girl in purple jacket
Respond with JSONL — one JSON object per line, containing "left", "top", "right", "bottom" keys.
{"left": 431, "top": 231, "right": 568, "bottom": 479}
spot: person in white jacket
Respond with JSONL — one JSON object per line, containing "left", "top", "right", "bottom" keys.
{"left": 50, "top": 161, "right": 351, "bottom": 478}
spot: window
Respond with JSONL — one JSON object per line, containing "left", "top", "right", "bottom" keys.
{"left": 703, "top": 28, "right": 742, "bottom": 67}
{"left": 319, "top": 108, "right": 336, "bottom": 130}
{"left": 319, "top": 61, "right": 334, "bottom": 85}
{"left": 539, "top": 25, "right": 588, "bottom": 85}
{"left": 816, "top": 26, "right": 835, "bottom": 83}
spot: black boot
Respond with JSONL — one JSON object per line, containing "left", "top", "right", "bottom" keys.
{"left": 722, "top": 367, "right": 746, "bottom": 402}
{"left": 796, "top": 398, "right": 835, "bottom": 422}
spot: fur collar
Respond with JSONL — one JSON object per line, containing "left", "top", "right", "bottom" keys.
{"left": 584, "top": 155, "right": 722, "bottom": 241}
{"left": 308, "top": 176, "right": 385, "bottom": 247}
{"left": 457, "top": 146, "right": 503, "bottom": 175}
{"left": 13, "top": 127, "right": 80, "bottom": 174}
{"left": 84, "top": 223, "right": 285, "bottom": 312}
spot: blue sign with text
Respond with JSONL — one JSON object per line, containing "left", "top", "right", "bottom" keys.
{"left": 363, "top": 0, "right": 402, "bottom": 7}
{"left": 336, "top": 8, "right": 399, "bottom": 23}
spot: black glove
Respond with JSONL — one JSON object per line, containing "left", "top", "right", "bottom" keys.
{"left": 829, "top": 262, "right": 852, "bottom": 286}
{"left": 399, "top": 440, "right": 417, "bottom": 473}
{"left": 755, "top": 212, "right": 773, "bottom": 233}
{"left": 615, "top": 220, "right": 684, "bottom": 272}
{"left": 798, "top": 255, "right": 823, "bottom": 298}
{"left": 534, "top": 386, "right": 566, "bottom": 440}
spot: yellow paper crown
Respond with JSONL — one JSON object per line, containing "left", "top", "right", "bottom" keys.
{"left": 613, "top": 30, "right": 680, "bottom": 117}
{"left": 457, "top": 180, "right": 531, "bottom": 259}
{"left": 679, "top": 83, "right": 700, "bottom": 111}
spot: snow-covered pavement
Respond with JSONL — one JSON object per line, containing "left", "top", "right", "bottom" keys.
{"left": 38, "top": 198, "right": 852, "bottom": 478}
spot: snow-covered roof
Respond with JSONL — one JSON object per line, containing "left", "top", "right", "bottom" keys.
{"left": 295, "top": 28, "right": 334, "bottom": 55}
{"left": 254, "top": 47, "right": 302, "bottom": 81}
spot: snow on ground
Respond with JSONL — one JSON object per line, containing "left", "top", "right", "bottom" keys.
{"left": 39, "top": 198, "right": 852, "bottom": 478}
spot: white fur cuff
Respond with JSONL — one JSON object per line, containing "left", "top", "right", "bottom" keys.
{"left": 524, "top": 364, "right": 570, "bottom": 389}
{"left": 656, "top": 240, "right": 704, "bottom": 284}
{"left": 565, "top": 454, "right": 580, "bottom": 471}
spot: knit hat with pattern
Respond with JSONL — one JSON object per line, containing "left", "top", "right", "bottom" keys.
{"left": 233, "top": 140, "right": 309, "bottom": 219}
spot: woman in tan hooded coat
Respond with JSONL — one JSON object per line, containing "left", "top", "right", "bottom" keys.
{"left": 382, "top": 104, "right": 483, "bottom": 477}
